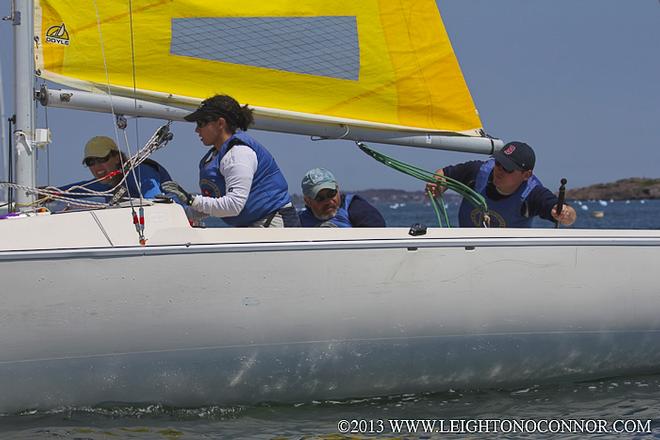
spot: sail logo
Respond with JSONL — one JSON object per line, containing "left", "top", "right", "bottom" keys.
{"left": 46, "top": 23, "right": 70, "bottom": 46}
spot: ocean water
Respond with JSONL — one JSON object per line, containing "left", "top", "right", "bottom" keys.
{"left": 2, "top": 377, "right": 660, "bottom": 439}
{"left": 376, "top": 198, "right": 660, "bottom": 230}
{"left": 2, "top": 199, "right": 660, "bottom": 439}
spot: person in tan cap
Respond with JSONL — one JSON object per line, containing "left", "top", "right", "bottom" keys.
{"left": 59, "top": 136, "right": 171, "bottom": 199}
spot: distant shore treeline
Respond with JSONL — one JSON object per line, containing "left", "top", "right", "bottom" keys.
{"left": 292, "top": 190, "right": 460, "bottom": 206}
{"left": 565, "top": 178, "right": 660, "bottom": 200}
{"left": 292, "top": 178, "right": 660, "bottom": 204}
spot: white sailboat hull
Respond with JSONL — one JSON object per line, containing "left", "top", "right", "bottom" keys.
{"left": 1, "top": 204, "right": 660, "bottom": 412}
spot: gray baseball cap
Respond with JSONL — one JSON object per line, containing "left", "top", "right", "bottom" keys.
{"left": 301, "top": 168, "right": 338, "bottom": 198}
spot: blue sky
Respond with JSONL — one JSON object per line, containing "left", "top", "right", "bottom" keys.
{"left": 1, "top": 0, "right": 659, "bottom": 195}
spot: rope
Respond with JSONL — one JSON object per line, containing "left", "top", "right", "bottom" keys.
{"left": 427, "top": 189, "right": 451, "bottom": 228}
{"left": 1, "top": 182, "right": 108, "bottom": 208}
{"left": 0, "top": 124, "right": 173, "bottom": 210}
{"left": 356, "top": 141, "right": 489, "bottom": 227}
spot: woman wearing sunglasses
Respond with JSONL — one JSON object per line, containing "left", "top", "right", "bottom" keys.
{"left": 162, "top": 94, "right": 299, "bottom": 227}
{"left": 59, "top": 136, "right": 171, "bottom": 200}
{"left": 426, "top": 141, "right": 576, "bottom": 227}
{"left": 298, "top": 168, "right": 385, "bottom": 227}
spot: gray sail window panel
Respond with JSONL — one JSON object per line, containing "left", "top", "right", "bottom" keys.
{"left": 171, "top": 17, "right": 360, "bottom": 81}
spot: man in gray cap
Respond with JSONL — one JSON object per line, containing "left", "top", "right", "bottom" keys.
{"left": 299, "top": 168, "right": 385, "bottom": 227}
{"left": 426, "top": 141, "right": 576, "bottom": 227}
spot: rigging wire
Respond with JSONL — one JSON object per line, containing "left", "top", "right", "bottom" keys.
{"left": 356, "top": 141, "right": 490, "bottom": 227}
{"left": 92, "top": 0, "right": 145, "bottom": 243}
{"left": 127, "top": 0, "right": 147, "bottom": 244}
{"left": 125, "top": 0, "right": 144, "bottom": 203}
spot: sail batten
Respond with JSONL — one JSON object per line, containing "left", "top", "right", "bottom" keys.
{"left": 35, "top": 0, "right": 485, "bottom": 137}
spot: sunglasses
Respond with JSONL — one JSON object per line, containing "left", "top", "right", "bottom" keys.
{"left": 494, "top": 161, "right": 516, "bottom": 174}
{"left": 196, "top": 118, "right": 216, "bottom": 129}
{"left": 314, "top": 189, "right": 338, "bottom": 202}
{"left": 84, "top": 154, "right": 112, "bottom": 167}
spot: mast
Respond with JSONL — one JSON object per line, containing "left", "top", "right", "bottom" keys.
{"left": 12, "top": 0, "right": 36, "bottom": 210}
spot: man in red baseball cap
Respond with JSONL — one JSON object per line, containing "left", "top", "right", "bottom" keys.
{"left": 426, "top": 141, "right": 576, "bottom": 227}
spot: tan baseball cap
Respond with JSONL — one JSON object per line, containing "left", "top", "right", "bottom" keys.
{"left": 82, "top": 136, "right": 118, "bottom": 163}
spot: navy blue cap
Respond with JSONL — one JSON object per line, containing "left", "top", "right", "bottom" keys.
{"left": 492, "top": 141, "right": 535, "bottom": 171}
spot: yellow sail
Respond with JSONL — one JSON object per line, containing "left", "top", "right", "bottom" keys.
{"left": 35, "top": 0, "right": 482, "bottom": 135}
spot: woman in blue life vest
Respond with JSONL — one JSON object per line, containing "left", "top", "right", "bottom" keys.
{"left": 161, "top": 95, "right": 299, "bottom": 227}
{"left": 59, "top": 136, "right": 171, "bottom": 200}
{"left": 426, "top": 141, "right": 577, "bottom": 227}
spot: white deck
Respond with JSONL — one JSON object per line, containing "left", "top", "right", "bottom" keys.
{"left": 2, "top": 203, "right": 660, "bottom": 251}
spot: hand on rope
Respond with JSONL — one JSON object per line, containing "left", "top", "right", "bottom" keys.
{"left": 425, "top": 169, "right": 448, "bottom": 198}
{"left": 162, "top": 181, "right": 194, "bottom": 206}
{"left": 355, "top": 141, "right": 490, "bottom": 228}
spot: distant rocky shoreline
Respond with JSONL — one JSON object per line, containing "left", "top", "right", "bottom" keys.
{"left": 565, "top": 178, "right": 660, "bottom": 201}
{"left": 292, "top": 178, "right": 660, "bottom": 205}
{"left": 292, "top": 190, "right": 460, "bottom": 206}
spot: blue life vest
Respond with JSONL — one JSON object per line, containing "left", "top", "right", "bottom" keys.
{"left": 299, "top": 193, "right": 354, "bottom": 227}
{"left": 142, "top": 158, "right": 172, "bottom": 183}
{"left": 198, "top": 131, "right": 291, "bottom": 226}
{"left": 132, "top": 159, "right": 172, "bottom": 198}
{"left": 458, "top": 159, "right": 541, "bottom": 228}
